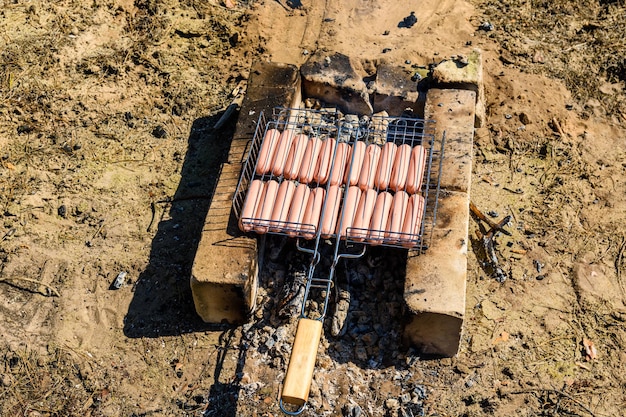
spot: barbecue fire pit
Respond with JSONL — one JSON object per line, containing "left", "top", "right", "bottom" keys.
{"left": 232, "top": 107, "right": 445, "bottom": 414}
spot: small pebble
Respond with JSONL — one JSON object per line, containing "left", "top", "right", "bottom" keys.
{"left": 479, "top": 21, "right": 494, "bottom": 31}
{"left": 536, "top": 275, "right": 545, "bottom": 281}
{"left": 385, "top": 398, "right": 399, "bottom": 409}
{"left": 400, "top": 12, "right": 417, "bottom": 28}
{"left": 382, "top": 48, "right": 392, "bottom": 53}
{"left": 505, "top": 114, "right": 512, "bottom": 119}
{"left": 152, "top": 125, "right": 167, "bottom": 138}
{"left": 383, "top": 30, "right": 390, "bottom": 36}
{"left": 58, "top": 205, "right": 67, "bottom": 218}
{"left": 487, "top": 210, "right": 498, "bottom": 218}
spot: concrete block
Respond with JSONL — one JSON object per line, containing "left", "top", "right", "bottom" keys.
{"left": 404, "top": 191, "right": 469, "bottom": 357}
{"left": 431, "top": 50, "right": 485, "bottom": 128}
{"left": 426, "top": 89, "right": 475, "bottom": 193}
{"left": 403, "top": 86, "right": 476, "bottom": 357}
{"left": 300, "top": 51, "right": 373, "bottom": 115}
{"left": 190, "top": 61, "right": 301, "bottom": 323}
{"left": 372, "top": 64, "right": 421, "bottom": 116}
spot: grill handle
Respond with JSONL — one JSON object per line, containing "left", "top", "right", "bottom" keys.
{"left": 280, "top": 318, "right": 323, "bottom": 415}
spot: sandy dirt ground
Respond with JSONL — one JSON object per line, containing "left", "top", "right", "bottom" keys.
{"left": 1, "top": 0, "right": 626, "bottom": 416}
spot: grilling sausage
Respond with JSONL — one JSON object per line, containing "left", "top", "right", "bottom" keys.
{"left": 330, "top": 141, "right": 350, "bottom": 186}
{"left": 286, "top": 183, "right": 311, "bottom": 237}
{"left": 349, "top": 188, "right": 377, "bottom": 241}
{"left": 344, "top": 140, "right": 365, "bottom": 186}
{"left": 283, "top": 134, "right": 308, "bottom": 180}
{"left": 254, "top": 179, "right": 279, "bottom": 234}
{"left": 368, "top": 191, "right": 393, "bottom": 245}
{"left": 314, "top": 138, "right": 336, "bottom": 185}
{"left": 239, "top": 179, "right": 264, "bottom": 232}
{"left": 255, "top": 129, "right": 280, "bottom": 175}
{"left": 301, "top": 186, "right": 326, "bottom": 239}
{"left": 320, "top": 184, "right": 341, "bottom": 238}
{"left": 401, "top": 194, "right": 425, "bottom": 248}
{"left": 374, "top": 142, "right": 397, "bottom": 190}
{"left": 271, "top": 129, "right": 295, "bottom": 177}
{"left": 336, "top": 185, "right": 361, "bottom": 237}
{"left": 406, "top": 145, "right": 427, "bottom": 194}
{"left": 270, "top": 180, "right": 296, "bottom": 232}
{"left": 389, "top": 144, "right": 412, "bottom": 192}
{"left": 385, "top": 190, "right": 409, "bottom": 243}
{"left": 357, "top": 143, "right": 381, "bottom": 191}
{"left": 298, "top": 137, "right": 322, "bottom": 184}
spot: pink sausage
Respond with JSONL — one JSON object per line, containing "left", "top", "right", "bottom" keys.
{"left": 301, "top": 187, "right": 326, "bottom": 239}
{"left": 283, "top": 134, "right": 308, "bottom": 180}
{"left": 389, "top": 144, "right": 412, "bottom": 192}
{"left": 344, "top": 141, "right": 366, "bottom": 186}
{"left": 406, "top": 145, "right": 427, "bottom": 194}
{"left": 255, "top": 129, "right": 280, "bottom": 175}
{"left": 401, "top": 194, "right": 425, "bottom": 248}
{"left": 271, "top": 129, "right": 295, "bottom": 177}
{"left": 374, "top": 142, "right": 397, "bottom": 190}
{"left": 385, "top": 191, "right": 409, "bottom": 243}
{"left": 254, "top": 179, "right": 279, "bottom": 234}
{"left": 367, "top": 191, "right": 393, "bottom": 245}
{"left": 336, "top": 185, "right": 361, "bottom": 237}
{"left": 298, "top": 137, "right": 323, "bottom": 184}
{"left": 330, "top": 142, "right": 351, "bottom": 186}
{"left": 239, "top": 179, "right": 264, "bottom": 232}
{"left": 286, "top": 183, "right": 311, "bottom": 237}
{"left": 314, "top": 138, "right": 336, "bottom": 185}
{"left": 357, "top": 144, "right": 381, "bottom": 191}
{"left": 270, "top": 180, "right": 296, "bottom": 232}
{"left": 349, "top": 188, "right": 377, "bottom": 241}
{"left": 321, "top": 184, "right": 341, "bottom": 238}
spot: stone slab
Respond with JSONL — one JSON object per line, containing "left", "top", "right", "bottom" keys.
{"left": 431, "top": 50, "right": 485, "bottom": 128}
{"left": 191, "top": 61, "right": 301, "bottom": 324}
{"left": 300, "top": 51, "right": 373, "bottom": 115}
{"left": 403, "top": 87, "right": 475, "bottom": 357}
{"left": 372, "top": 63, "right": 420, "bottom": 116}
{"left": 426, "top": 89, "right": 476, "bottom": 193}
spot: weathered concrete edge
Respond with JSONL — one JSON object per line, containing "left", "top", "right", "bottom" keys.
{"left": 190, "top": 61, "right": 301, "bottom": 323}
{"left": 403, "top": 87, "right": 476, "bottom": 357}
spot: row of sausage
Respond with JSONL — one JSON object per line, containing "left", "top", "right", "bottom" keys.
{"left": 239, "top": 179, "right": 425, "bottom": 247}
{"left": 255, "top": 128, "right": 427, "bottom": 193}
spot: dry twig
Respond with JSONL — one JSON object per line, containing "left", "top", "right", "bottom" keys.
{"left": 0, "top": 276, "right": 60, "bottom": 297}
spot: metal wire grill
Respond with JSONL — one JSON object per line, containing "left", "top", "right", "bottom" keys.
{"left": 233, "top": 107, "right": 444, "bottom": 255}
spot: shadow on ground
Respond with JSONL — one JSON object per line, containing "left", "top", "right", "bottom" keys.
{"left": 123, "top": 113, "right": 236, "bottom": 338}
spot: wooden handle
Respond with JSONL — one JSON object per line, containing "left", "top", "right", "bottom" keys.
{"left": 281, "top": 318, "right": 323, "bottom": 407}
